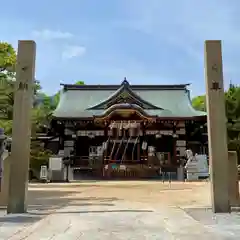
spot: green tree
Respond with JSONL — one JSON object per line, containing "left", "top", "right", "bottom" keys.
{"left": 0, "top": 42, "right": 16, "bottom": 120}
{"left": 0, "top": 42, "right": 42, "bottom": 122}
{"left": 191, "top": 95, "right": 206, "bottom": 111}
{"left": 75, "top": 80, "right": 84, "bottom": 85}
{"left": 30, "top": 139, "right": 52, "bottom": 172}
{"left": 0, "top": 42, "right": 53, "bottom": 172}
{"left": 0, "top": 42, "right": 86, "bottom": 171}
{"left": 0, "top": 42, "right": 16, "bottom": 74}
{"left": 0, "top": 79, "right": 14, "bottom": 120}
{"left": 192, "top": 84, "right": 240, "bottom": 164}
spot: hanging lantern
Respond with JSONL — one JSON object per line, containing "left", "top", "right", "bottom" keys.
{"left": 155, "top": 134, "right": 162, "bottom": 139}
{"left": 88, "top": 132, "right": 95, "bottom": 139}
{"left": 142, "top": 141, "right": 147, "bottom": 150}
{"left": 118, "top": 121, "right": 123, "bottom": 136}
{"left": 102, "top": 141, "right": 107, "bottom": 150}
{"left": 148, "top": 146, "right": 155, "bottom": 156}
{"left": 129, "top": 127, "right": 135, "bottom": 137}
{"left": 118, "top": 128, "right": 122, "bottom": 137}
{"left": 112, "top": 127, "right": 118, "bottom": 137}
{"left": 173, "top": 134, "right": 179, "bottom": 138}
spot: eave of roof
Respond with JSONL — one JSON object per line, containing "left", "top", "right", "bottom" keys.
{"left": 53, "top": 80, "right": 206, "bottom": 120}
{"left": 61, "top": 83, "right": 190, "bottom": 91}
{"left": 52, "top": 115, "right": 207, "bottom": 121}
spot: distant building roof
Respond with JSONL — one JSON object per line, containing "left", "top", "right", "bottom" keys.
{"left": 53, "top": 79, "right": 206, "bottom": 119}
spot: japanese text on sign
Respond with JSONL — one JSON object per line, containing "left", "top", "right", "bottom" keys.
{"left": 17, "top": 82, "right": 28, "bottom": 91}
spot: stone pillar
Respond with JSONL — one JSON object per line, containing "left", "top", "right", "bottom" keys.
{"left": 7, "top": 41, "right": 36, "bottom": 214}
{"left": 228, "top": 151, "right": 239, "bottom": 207}
{"left": 204, "top": 40, "right": 230, "bottom": 213}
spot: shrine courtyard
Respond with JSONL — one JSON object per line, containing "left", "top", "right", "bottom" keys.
{"left": 0, "top": 181, "right": 240, "bottom": 239}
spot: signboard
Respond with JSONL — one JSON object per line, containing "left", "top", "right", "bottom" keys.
{"left": 0, "top": 128, "right": 4, "bottom": 135}
{"left": 64, "top": 140, "right": 74, "bottom": 147}
{"left": 111, "top": 164, "right": 118, "bottom": 169}
{"left": 176, "top": 140, "right": 186, "bottom": 147}
{"left": 146, "top": 130, "right": 173, "bottom": 136}
{"left": 142, "top": 141, "right": 147, "bottom": 150}
{"left": 40, "top": 165, "right": 48, "bottom": 180}
{"left": 77, "top": 130, "right": 104, "bottom": 136}
{"left": 119, "top": 165, "right": 126, "bottom": 170}
{"left": 176, "top": 128, "right": 186, "bottom": 135}
{"left": 49, "top": 157, "right": 63, "bottom": 170}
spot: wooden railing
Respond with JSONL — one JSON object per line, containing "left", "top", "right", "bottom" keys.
{"left": 73, "top": 155, "right": 169, "bottom": 166}
{"left": 72, "top": 155, "right": 177, "bottom": 178}
{"left": 73, "top": 156, "right": 103, "bottom": 169}
{"left": 102, "top": 163, "right": 160, "bottom": 178}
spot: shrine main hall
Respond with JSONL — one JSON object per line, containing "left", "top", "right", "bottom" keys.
{"left": 50, "top": 79, "right": 207, "bottom": 179}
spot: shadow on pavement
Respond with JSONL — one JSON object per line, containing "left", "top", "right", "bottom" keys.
{"left": 26, "top": 189, "right": 121, "bottom": 212}
{"left": 56, "top": 209, "right": 154, "bottom": 214}
{"left": 184, "top": 207, "right": 240, "bottom": 224}
{"left": 28, "top": 209, "right": 154, "bottom": 216}
{"left": 0, "top": 188, "right": 122, "bottom": 223}
{"left": 0, "top": 215, "right": 42, "bottom": 223}
{"left": 29, "top": 182, "right": 100, "bottom": 188}
{"left": 0, "top": 187, "right": 121, "bottom": 213}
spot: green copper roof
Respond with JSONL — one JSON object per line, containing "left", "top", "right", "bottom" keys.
{"left": 53, "top": 81, "right": 206, "bottom": 119}
{"left": 88, "top": 79, "right": 161, "bottom": 110}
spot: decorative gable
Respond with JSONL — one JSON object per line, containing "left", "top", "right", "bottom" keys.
{"left": 88, "top": 78, "right": 162, "bottom": 110}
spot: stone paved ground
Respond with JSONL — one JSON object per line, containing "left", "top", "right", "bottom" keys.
{"left": 0, "top": 181, "right": 239, "bottom": 239}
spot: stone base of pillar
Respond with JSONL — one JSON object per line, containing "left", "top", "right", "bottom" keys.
{"left": 0, "top": 156, "right": 10, "bottom": 206}
{"left": 228, "top": 151, "right": 240, "bottom": 207}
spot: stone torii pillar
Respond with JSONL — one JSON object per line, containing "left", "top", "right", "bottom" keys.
{"left": 204, "top": 40, "right": 230, "bottom": 213}
{"left": 7, "top": 41, "right": 36, "bottom": 214}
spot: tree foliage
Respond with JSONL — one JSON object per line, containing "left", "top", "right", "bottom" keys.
{"left": 75, "top": 80, "right": 84, "bottom": 85}
{"left": 0, "top": 42, "right": 87, "bottom": 172}
{"left": 0, "top": 42, "right": 53, "bottom": 171}
{"left": 191, "top": 95, "right": 206, "bottom": 112}
{"left": 0, "top": 42, "right": 16, "bottom": 120}
{"left": 0, "top": 42, "right": 16, "bottom": 74}
{"left": 192, "top": 84, "right": 240, "bottom": 163}
{"left": 30, "top": 140, "right": 52, "bottom": 171}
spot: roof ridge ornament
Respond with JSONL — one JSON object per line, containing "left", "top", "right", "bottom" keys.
{"left": 86, "top": 77, "right": 164, "bottom": 110}
{"left": 121, "top": 77, "right": 129, "bottom": 86}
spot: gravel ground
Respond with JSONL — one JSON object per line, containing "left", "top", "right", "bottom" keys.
{"left": 0, "top": 181, "right": 239, "bottom": 239}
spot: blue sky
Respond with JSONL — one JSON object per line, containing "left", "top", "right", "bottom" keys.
{"left": 1, "top": 0, "right": 240, "bottom": 97}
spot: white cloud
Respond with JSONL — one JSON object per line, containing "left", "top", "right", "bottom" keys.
{"left": 61, "top": 45, "right": 86, "bottom": 59}
{"left": 32, "top": 29, "right": 73, "bottom": 41}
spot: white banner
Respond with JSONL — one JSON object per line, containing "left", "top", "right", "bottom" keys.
{"left": 77, "top": 130, "right": 104, "bottom": 136}
{"left": 49, "top": 157, "right": 63, "bottom": 170}
{"left": 40, "top": 165, "right": 48, "bottom": 180}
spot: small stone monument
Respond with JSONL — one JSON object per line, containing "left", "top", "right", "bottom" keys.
{"left": 0, "top": 128, "right": 10, "bottom": 206}
{"left": 0, "top": 155, "right": 10, "bottom": 206}
{"left": 228, "top": 151, "right": 240, "bottom": 207}
{"left": 185, "top": 150, "right": 199, "bottom": 181}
